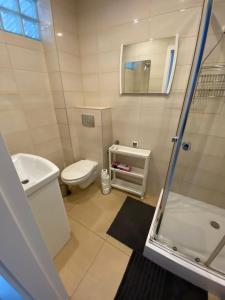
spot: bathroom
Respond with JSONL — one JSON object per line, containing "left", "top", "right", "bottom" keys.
{"left": 0, "top": 0, "right": 224, "bottom": 299}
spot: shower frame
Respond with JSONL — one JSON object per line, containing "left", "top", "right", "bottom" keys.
{"left": 144, "top": 0, "right": 225, "bottom": 297}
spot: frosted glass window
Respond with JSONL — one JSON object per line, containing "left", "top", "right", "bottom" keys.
{"left": 1, "top": 10, "right": 23, "bottom": 35}
{"left": 0, "top": 0, "right": 41, "bottom": 40}
{"left": 19, "top": 0, "right": 37, "bottom": 19}
{"left": 0, "top": 0, "right": 19, "bottom": 12}
{"left": 0, "top": 276, "right": 24, "bottom": 300}
{"left": 23, "top": 18, "right": 40, "bottom": 39}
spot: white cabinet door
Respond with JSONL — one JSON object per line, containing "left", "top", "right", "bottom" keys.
{"left": 0, "top": 135, "right": 68, "bottom": 300}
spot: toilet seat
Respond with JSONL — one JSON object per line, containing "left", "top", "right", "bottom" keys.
{"left": 61, "top": 160, "right": 98, "bottom": 183}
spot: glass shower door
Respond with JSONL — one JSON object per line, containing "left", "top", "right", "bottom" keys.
{"left": 154, "top": 0, "right": 225, "bottom": 276}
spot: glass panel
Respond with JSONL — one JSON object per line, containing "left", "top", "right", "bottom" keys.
{"left": 19, "top": 0, "right": 37, "bottom": 19}
{"left": 0, "top": 275, "right": 24, "bottom": 300}
{"left": 22, "top": 18, "right": 40, "bottom": 40}
{"left": 155, "top": 0, "right": 225, "bottom": 275}
{"left": 0, "top": 0, "right": 19, "bottom": 12}
{"left": 210, "top": 242, "right": 225, "bottom": 274}
{"left": 1, "top": 10, "right": 23, "bottom": 35}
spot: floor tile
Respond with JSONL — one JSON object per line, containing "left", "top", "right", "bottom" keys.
{"left": 106, "top": 235, "right": 133, "bottom": 256}
{"left": 71, "top": 242, "right": 130, "bottom": 300}
{"left": 68, "top": 184, "right": 127, "bottom": 238}
{"left": 208, "top": 293, "right": 220, "bottom": 300}
{"left": 54, "top": 218, "right": 104, "bottom": 296}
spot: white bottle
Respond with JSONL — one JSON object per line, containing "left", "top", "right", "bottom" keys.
{"left": 101, "top": 169, "right": 110, "bottom": 195}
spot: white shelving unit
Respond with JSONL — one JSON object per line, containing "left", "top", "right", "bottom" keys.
{"left": 109, "top": 145, "right": 151, "bottom": 199}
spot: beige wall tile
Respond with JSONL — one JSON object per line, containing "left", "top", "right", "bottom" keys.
{"left": 14, "top": 70, "right": 50, "bottom": 93}
{"left": 3, "top": 130, "right": 34, "bottom": 154}
{"left": 61, "top": 72, "right": 82, "bottom": 91}
{"left": 25, "top": 107, "right": 57, "bottom": 128}
{"left": 0, "top": 93, "right": 22, "bottom": 111}
{"left": 55, "top": 108, "right": 68, "bottom": 124}
{"left": 64, "top": 91, "right": 84, "bottom": 107}
{"left": 149, "top": 7, "right": 201, "bottom": 39}
{"left": 149, "top": 0, "right": 203, "bottom": 16}
{"left": 97, "top": 0, "right": 150, "bottom": 28}
{"left": 81, "top": 54, "right": 98, "bottom": 74}
{"left": 82, "top": 74, "right": 99, "bottom": 92}
{"left": 52, "top": 91, "right": 66, "bottom": 108}
{"left": 56, "top": 32, "right": 79, "bottom": 55}
{"left": 98, "top": 51, "right": 120, "bottom": 73}
{"left": 8, "top": 45, "right": 47, "bottom": 72}
{"left": 59, "top": 51, "right": 81, "bottom": 73}
{"left": 0, "top": 43, "right": 11, "bottom": 68}
{"left": 4, "top": 31, "right": 43, "bottom": 51}
{"left": 49, "top": 72, "right": 63, "bottom": 91}
{"left": 30, "top": 124, "right": 60, "bottom": 145}
{"left": 0, "top": 68, "right": 17, "bottom": 92}
{"left": 0, "top": 110, "right": 27, "bottom": 135}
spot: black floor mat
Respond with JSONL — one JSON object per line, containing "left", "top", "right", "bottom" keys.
{"left": 108, "top": 196, "right": 207, "bottom": 300}
{"left": 115, "top": 252, "right": 207, "bottom": 300}
{"left": 107, "top": 196, "right": 155, "bottom": 252}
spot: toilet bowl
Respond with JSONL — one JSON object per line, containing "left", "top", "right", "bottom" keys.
{"left": 61, "top": 160, "right": 98, "bottom": 189}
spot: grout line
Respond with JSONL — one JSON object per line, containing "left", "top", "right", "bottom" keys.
{"left": 68, "top": 215, "right": 106, "bottom": 241}
{"left": 70, "top": 240, "right": 105, "bottom": 298}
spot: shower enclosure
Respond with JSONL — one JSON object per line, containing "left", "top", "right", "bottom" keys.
{"left": 144, "top": 0, "right": 225, "bottom": 297}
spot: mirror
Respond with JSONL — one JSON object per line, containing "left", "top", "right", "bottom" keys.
{"left": 120, "top": 35, "right": 179, "bottom": 95}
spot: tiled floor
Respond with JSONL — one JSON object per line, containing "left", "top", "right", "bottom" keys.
{"left": 54, "top": 183, "right": 156, "bottom": 299}
{"left": 54, "top": 183, "right": 220, "bottom": 300}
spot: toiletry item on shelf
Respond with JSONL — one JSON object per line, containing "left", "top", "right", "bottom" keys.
{"left": 111, "top": 162, "right": 131, "bottom": 172}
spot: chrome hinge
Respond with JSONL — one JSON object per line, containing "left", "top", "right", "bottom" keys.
{"left": 171, "top": 136, "right": 178, "bottom": 143}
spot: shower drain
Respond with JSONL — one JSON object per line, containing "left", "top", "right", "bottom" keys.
{"left": 210, "top": 221, "right": 220, "bottom": 229}
{"left": 21, "top": 179, "right": 29, "bottom": 185}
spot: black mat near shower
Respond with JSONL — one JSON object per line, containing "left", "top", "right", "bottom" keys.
{"left": 107, "top": 196, "right": 155, "bottom": 252}
{"left": 107, "top": 196, "right": 207, "bottom": 300}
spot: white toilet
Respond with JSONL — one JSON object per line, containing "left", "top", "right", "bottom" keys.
{"left": 61, "top": 160, "right": 98, "bottom": 189}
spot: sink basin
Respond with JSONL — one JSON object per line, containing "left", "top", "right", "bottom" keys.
{"left": 11, "top": 153, "right": 70, "bottom": 257}
{"left": 11, "top": 153, "right": 59, "bottom": 196}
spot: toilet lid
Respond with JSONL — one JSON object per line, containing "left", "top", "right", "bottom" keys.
{"left": 61, "top": 160, "right": 98, "bottom": 181}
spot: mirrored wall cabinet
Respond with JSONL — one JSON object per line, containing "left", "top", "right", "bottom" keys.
{"left": 120, "top": 35, "right": 179, "bottom": 95}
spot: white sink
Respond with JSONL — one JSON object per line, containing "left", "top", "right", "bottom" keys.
{"left": 11, "top": 153, "right": 70, "bottom": 258}
{"left": 11, "top": 153, "right": 59, "bottom": 196}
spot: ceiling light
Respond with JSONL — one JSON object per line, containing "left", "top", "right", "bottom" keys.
{"left": 179, "top": 9, "right": 186, "bottom": 12}
{"left": 57, "top": 32, "right": 63, "bottom": 37}
{"left": 133, "top": 18, "right": 139, "bottom": 24}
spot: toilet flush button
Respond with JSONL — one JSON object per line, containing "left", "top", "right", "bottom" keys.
{"left": 81, "top": 114, "right": 95, "bottom": 127}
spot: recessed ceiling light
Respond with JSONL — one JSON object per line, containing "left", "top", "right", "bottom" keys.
{"left": 57, "top": 32, "right": 63, "bottom": 37}
{"left": 179, "top": 9, "right": 186, "bottom": 12}
{"left": 133, "top": 18, "right": 139, "bottom": 24}
{"left": 149, "top": 38, "right": 154, "bottom": 42}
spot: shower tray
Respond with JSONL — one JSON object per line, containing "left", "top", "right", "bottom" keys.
{"left": 144, "top": 191, "right": 225, "bottom": 298}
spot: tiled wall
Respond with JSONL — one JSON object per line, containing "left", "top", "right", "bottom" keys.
{"left": 38, "top": 0, "right": 84, "bottom": 167}
{"left": 0, "top": 30, "right": 64, "bottom": 168}
{"left": 69, "top": 107, "right": 113, "bottom": 172}
{"left": 75, "top": 0, "right": 204, "bottom": 196}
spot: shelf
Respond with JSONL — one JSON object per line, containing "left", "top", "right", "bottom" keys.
{"left": 110, "top": 166, "right": 144, "bottom": 179}
{"left": 109, "top": 145, "right": 151, "bottom": 159}
{"left": 111, "top": 178, "right": 143, "bottom": 196}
